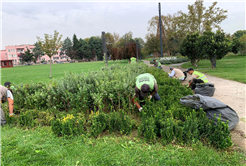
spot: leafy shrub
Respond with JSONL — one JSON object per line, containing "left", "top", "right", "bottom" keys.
{"left": 51, "top": 114, "right": 86, "bottom": 137}
{"left": 18, "top": 110, "right": 39, "bottom": 128}
{"left": 108, "top": 110, "right": 133, "bottom": 135}
{"left": 90, "top": 112, "right": 109, "bottom": 137}
{"left": 207, "top": 114, "right": 232, "bottom": 149}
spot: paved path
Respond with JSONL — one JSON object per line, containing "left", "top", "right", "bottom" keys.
{"left": 143, "top": 60, "right": 246, "bottom": 151}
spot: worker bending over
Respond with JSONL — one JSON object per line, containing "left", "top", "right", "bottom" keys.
{"left": 153, "top": 59, "right": 162, "bottom": 69}
{"left": 186, "top": 68, "right": 208, "bottom": 90}
{"left": 131, "top": 73, "right": 161, "bottom": 112}
{"left": 168, "top": 67, "right": 185, "bottom": 81}
{"left": 130, "top": 56, "right": 137, "bottom": 64}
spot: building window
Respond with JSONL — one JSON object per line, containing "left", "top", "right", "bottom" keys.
{"left": 8, "top": 49, "right": 10, "bottom": 52}
{"left": 9, "top": 62, "right": 12, "bottom": 66}
{"left": 15, "top": 60, "right": 17, "bottom": 62}
{"left": 53, "top": 57, "right": 59, "bottom": 60}
{"left": 14, "top": 54, "right": 16, "bottom": 57}
{"left": 9, "top": 54, "right": 11, "bottom": 57}
{"left": 5, "top": 53, "right": 7, "bottom": 55}
{"left": 2, "top": 62, "right": 4, "bottom": 66}
{"left": 13, "top": 49, "right": 15, "bottom": 52}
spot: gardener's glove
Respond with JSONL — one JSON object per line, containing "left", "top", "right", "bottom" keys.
{"left": 9, "top": 113, "right": 14, "bottom": 117}
{"left": 148, "top": 95, "right": 152, "bottom": 100}
{"left": 139, "top": 107, "right": 143, "bottom": 112}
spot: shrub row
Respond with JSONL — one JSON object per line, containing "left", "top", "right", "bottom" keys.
{"left": 150, "top": 57, "right": 189, "bottom": 65}
{"left": 8, "top": 64, "right": 232, "bottom": 149}
{"left": 14, "top": 64, "right": 148, "bottom": 112}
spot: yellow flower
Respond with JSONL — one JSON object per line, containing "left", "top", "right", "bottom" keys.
{"left": 62, "top": 114, "right": 74, "bottom": 122}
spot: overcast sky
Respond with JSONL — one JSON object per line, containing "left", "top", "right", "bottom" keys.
{"left": 1, "top": 0, "right": 245, "bottom": 49}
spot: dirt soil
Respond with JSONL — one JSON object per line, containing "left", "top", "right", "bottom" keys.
{"left": 143, "top": 60, "right": 246, "bottom": 152}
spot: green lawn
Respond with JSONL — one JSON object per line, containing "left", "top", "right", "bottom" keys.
{"left": 181, "top": 56, "right": 246, "bottom": 84}
{"left": 1, "top": 61, "right": 128, "bottom": 85}
{"left": 1, "top": 125, "right": 245, "bottom": 166}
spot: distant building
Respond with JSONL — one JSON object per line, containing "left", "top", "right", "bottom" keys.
{"left": 0, "top": 60, "right": 14, "bottom": 68}
{"left": 0, "top": 44, "right": 70, "bottom": 66}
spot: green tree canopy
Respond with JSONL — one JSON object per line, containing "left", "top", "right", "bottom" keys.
{"left": 18, "top": 47, "right": 34, "bottom": 63}
{"left": 33, "top": 42, "right": 44, "bottom": 63}
{"left": 175, "top": 0, "right": 228, "bottom": 35}
{"left": 201, "top": 30, "right": 230, "bottom": 69}
{"left": 238, "top": 34, "right": 246, "bottom": 54}
{"left": 60, "top": 37, "right": 74, "bottom": 59}
{"left": 180, "top": 32, "right": 204, "bottom": 67}
{"left": 233, "top": 30, "right": 246, "bottom": 39}
{"left": 231, "top": 37, "right": 242, "bottom": 55}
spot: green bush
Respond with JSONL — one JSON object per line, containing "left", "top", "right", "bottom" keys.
{"left": 51, "top": 114, "right": 86, "bottom": 137}
{"left": 90, "top": 112, "right": 109, "bottom": 137}
{"left": 159, "top": 57, "right": 189, "bottom": 65}
{"left": 108, "top": 110, "right": 133, "bottom": 135}
{"left": 11, "top": 63, "right": 233, "bottom": 149}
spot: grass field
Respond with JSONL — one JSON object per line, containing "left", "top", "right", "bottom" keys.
{"left": 181, "top": 56, "right": 246, "bottom": 84}
{"left": 1, "top": 125, "right": 245, "bottom": 166}
{"left": 1, "top": 61, "right": 128, "bottom": 85}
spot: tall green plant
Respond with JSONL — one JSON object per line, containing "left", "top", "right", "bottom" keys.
{"left": 37, "top": 30, "right": 63, "bottom": 78}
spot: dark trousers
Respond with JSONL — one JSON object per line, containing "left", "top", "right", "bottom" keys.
{"left": 190, "top": 78, "right": 204, "bottom": 90}
{"left": 139, "top": 92, "right": 161, "bottom": 107}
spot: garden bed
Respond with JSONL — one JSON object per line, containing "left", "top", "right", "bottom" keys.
{"left": 4, "top": 63, "right": 232, "bottom": 149}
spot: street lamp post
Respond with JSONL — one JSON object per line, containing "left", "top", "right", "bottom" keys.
{"left": 102, "top": 31, "right": 108, "bottom": 67}
{"left": 136, "top": 41, "right": 138, "bottom": 62}
{"left": 158, "top": 2, "right": 163, "bottom": 57}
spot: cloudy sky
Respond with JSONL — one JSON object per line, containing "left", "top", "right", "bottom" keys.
{"left": 1, "top": 0, "right": 245, "bottom": 49}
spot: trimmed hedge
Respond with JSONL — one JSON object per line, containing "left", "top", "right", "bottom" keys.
{"left": 150, "top": 57, "right": 189, "bottom": 65}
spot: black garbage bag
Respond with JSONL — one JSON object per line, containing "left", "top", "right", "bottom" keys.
{"left": 180, "top": 94, "right": 239, "bottom": 130}
{"left": 195, "top": 83, "right": 215, "bottom": 97}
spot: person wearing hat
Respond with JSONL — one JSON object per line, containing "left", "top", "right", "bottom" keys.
{"left": 131, "top": 73, "right": 161, "bottom": 112}
{"left": 186, "top": 68, "right": 208, "bottom": 90}
{"left": 168, "top": 67, "right": 185, "bottom": 81}
{"left": 153, "top": 59, "right": 162, "bottom": 69}
{"left": 1, "top": 82, "right": 14, "bottom": 125}
{"left": 130, "top": 56, "right": 137, "bottom": 64}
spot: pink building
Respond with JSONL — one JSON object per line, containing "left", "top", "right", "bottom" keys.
{"left": 0, "top": 44, "right": 70, "bottom": 66}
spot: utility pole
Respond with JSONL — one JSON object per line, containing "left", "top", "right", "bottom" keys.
{"left": 158, "top": 2, "right": 163, "bottom": 57}
{"left": 136, "top": 41, "right": 138, "bottom": 62}
{"left": 102, "top": 31, "right": 108, "bottom": 67}
{"left": 125, "top": 35, "right": 126, "bottom": 47}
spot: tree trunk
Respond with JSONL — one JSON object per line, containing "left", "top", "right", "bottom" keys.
{"left": 50, "top": 57, "right": 52, "bottom": 78}
{"left": 211, "top": 56, "right": 216, "bottom": 69}
{"left": 194, "top": 60, "right": 199, "bottom": 67}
